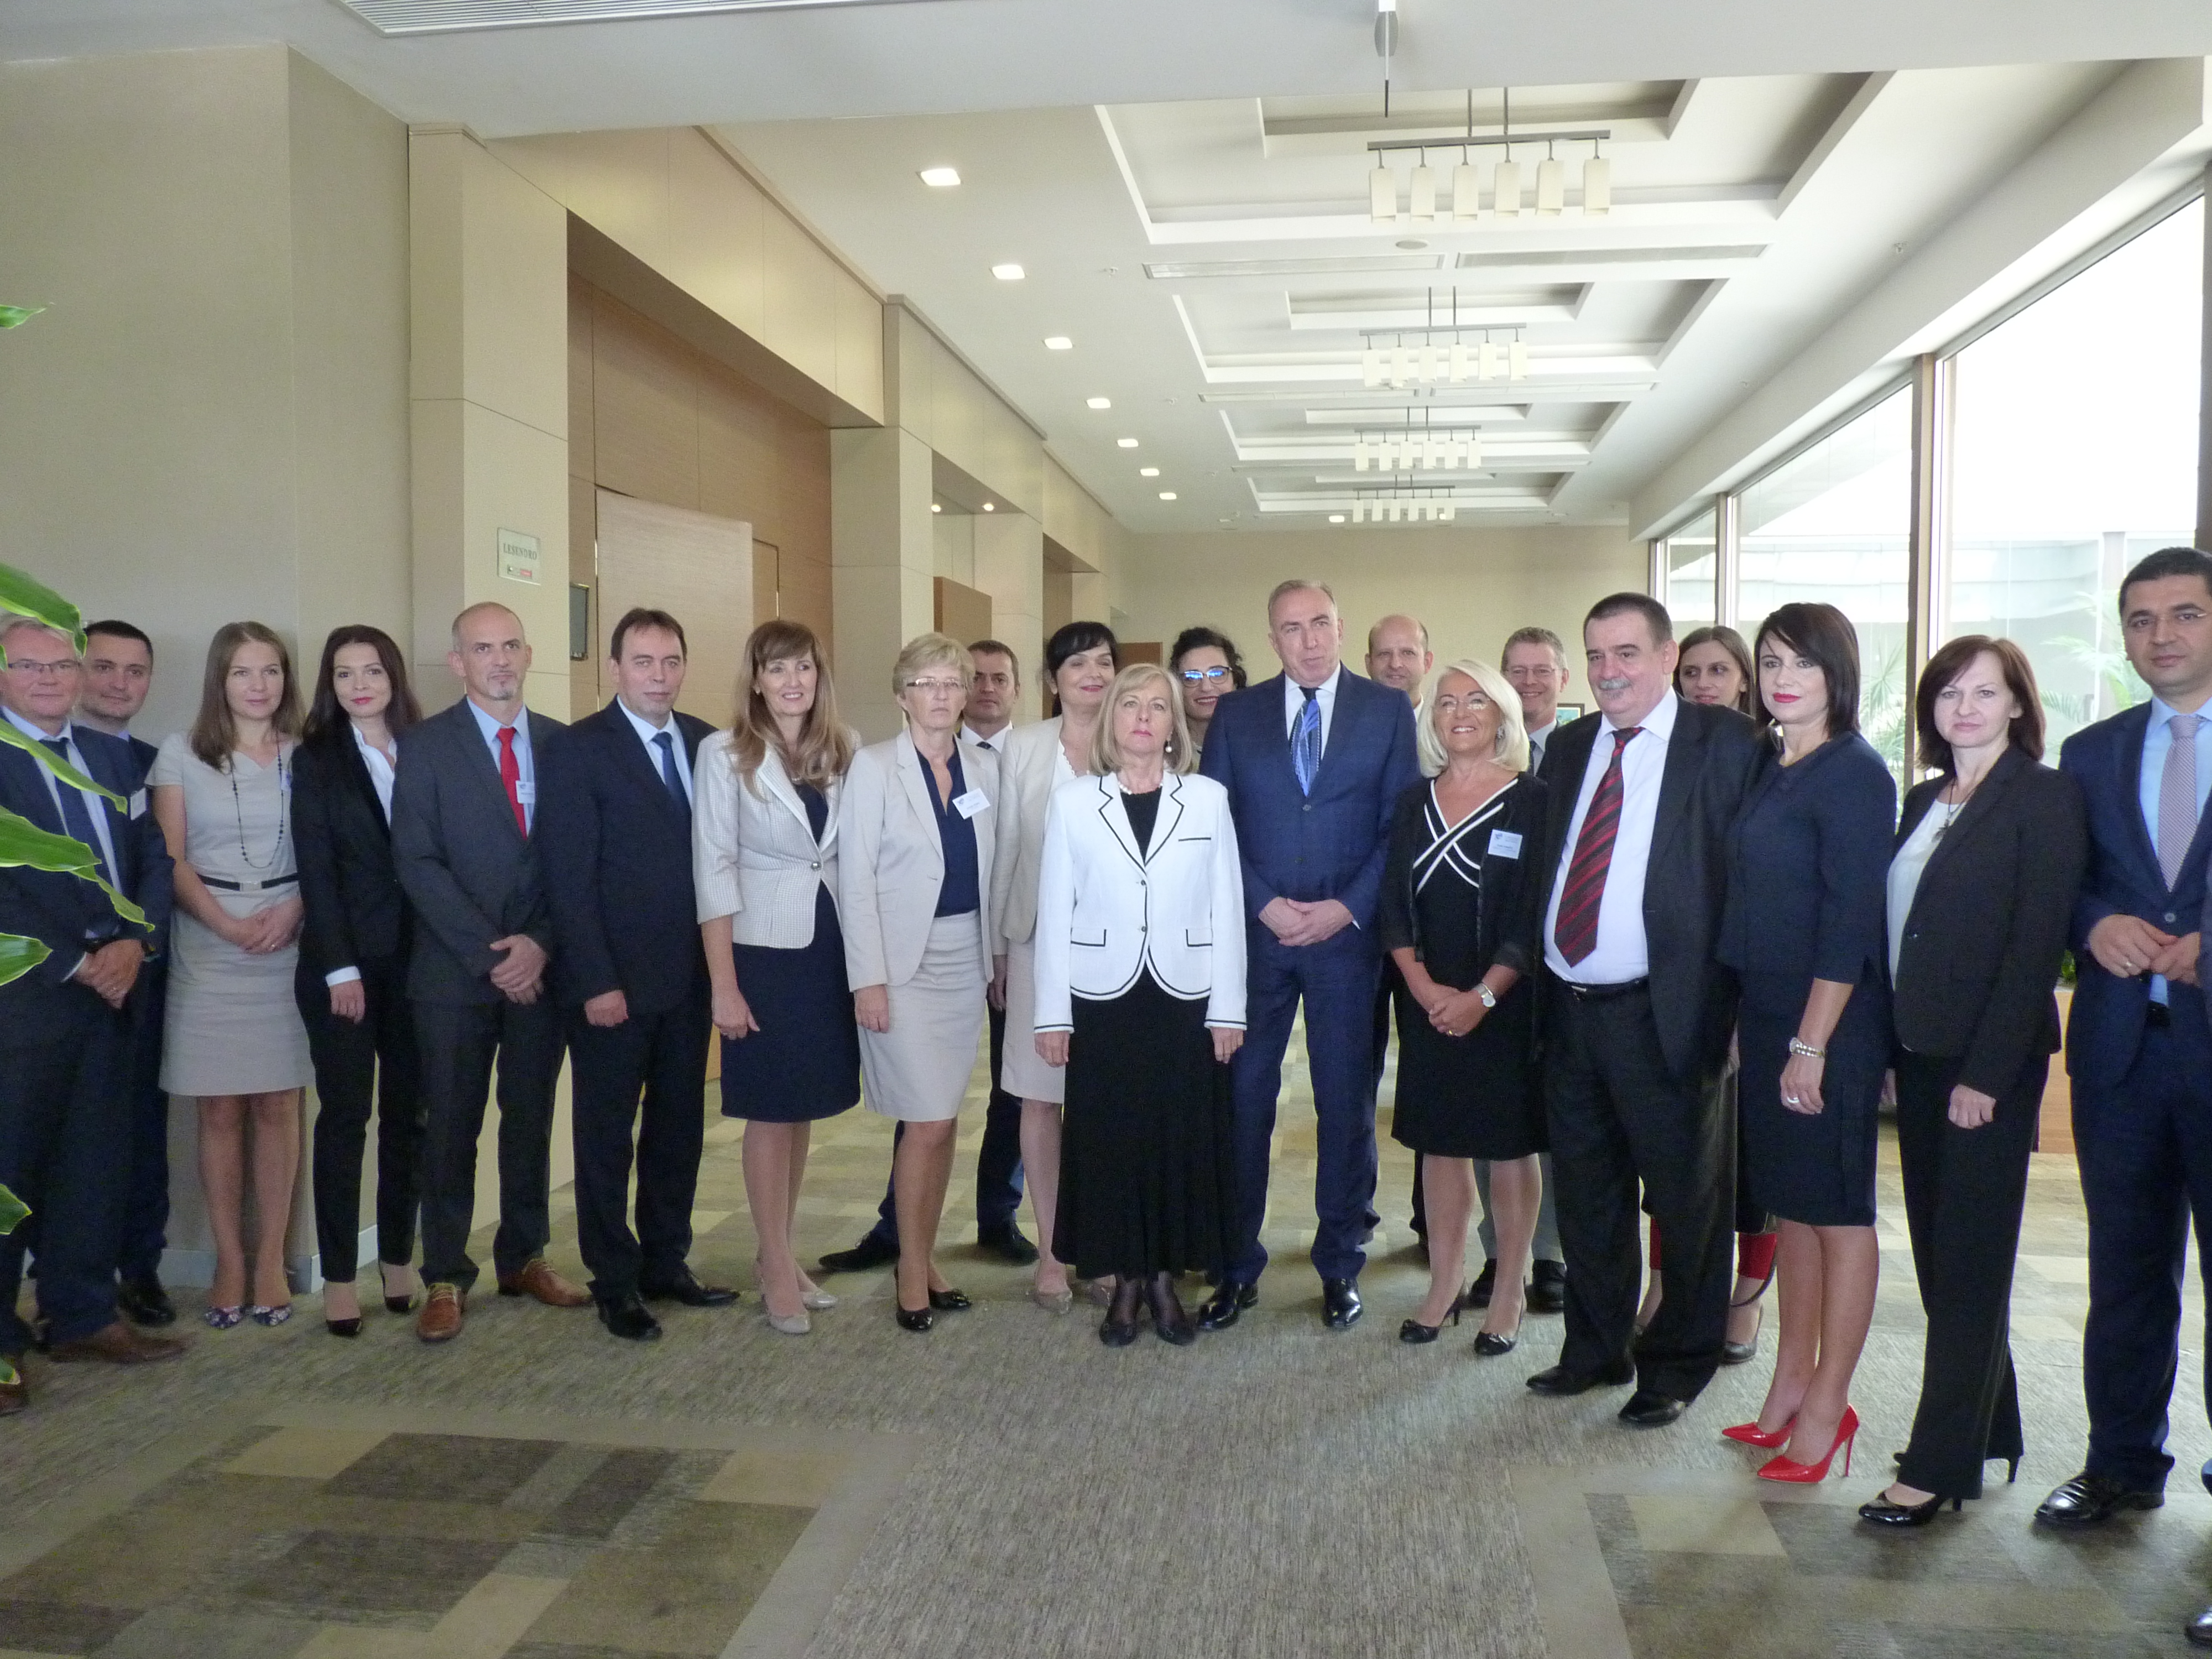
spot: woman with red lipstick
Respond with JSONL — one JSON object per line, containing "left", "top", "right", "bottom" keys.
{"left": 293, "top": 625, "right": 426, "bottom": 1335}
{"left": 1716, "top": 602, "right": 1896, "bottom": 1485}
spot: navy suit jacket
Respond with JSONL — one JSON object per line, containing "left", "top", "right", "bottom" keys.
{"left": 0, "top": 723, "right": 173, "bottom": 1031}
{"left": 536, "top": 702, "right": 713, "bottom": 1015}
{"left": 2059, "top": 702, "right": 2212, "bottom": 1089}
{"left": 1199, "top": 668, "right": 1420, "bottom": 931}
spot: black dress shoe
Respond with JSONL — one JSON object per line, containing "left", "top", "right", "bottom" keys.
{"left": 325, "top": 1316, "right": 363, "bottom": 1339}
{"left": 928, "top": 1287, "right": 972, "bottom": 1312}
{"left": 1858, "top": 1490, "right": 1959, "bottom": 1527}
{"left": 1197, "top": 1280, "right": 1258, "bottom": 1331}
{"left": 1321, "top": 1278, "right": 1363, "bottom": 1331}
{"left": 820, "top": 1235, "right": 899, "bottom": 1275}
{"left": 2188, "top": 1605, "right": 2212, "bottom": 1649}
{"left": 1473, "top": 1329, "right": 1518, "bottom": 1357}
{"left": 977, "top": 1224, "right": 1040, "bottom": 1265}
{"left": 1618, "top": 1387, "right": 1687, "bottom": 1427}
{"left": 1467, "top": 1260, "right": 1498, "bottom": 1309}
{"left": 597, "top": 1293, "right": 664, "bottom": 1342}
{"left": 2034, "top": 1471, "right": 2164, "bottom": 1527}
{"left": 894, "top": 1304, "right": 934, "bottom": 1332}
{"left": 1526, "top": 1357, "right": 1636, "bottom": 1396}
{"left": 1099, "top": 1310, "right": 1140, "bottom": 1347}
{"left": 639, "top": 1269, "right": 739, "bottom": 1308}
{"left": 1526, "top": 1260, "right": 1567, "bottom": 1315}
{"left": 117, "top": 1276, "right": 176, "bottom": 1327}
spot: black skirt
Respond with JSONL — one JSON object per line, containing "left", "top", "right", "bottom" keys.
{"left": 1388, "top": 979, "right": 1543, "bottom": 1160}
{"left": 1053, "top": 972, "right": 1236, "bottom": 1278}
{"left": 719, "top": 882, "right": 862, "bottom": 1124}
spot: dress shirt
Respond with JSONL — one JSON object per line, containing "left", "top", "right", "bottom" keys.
{"left": 1527, "top": 717, "right": 1557, "bottom": 771}
{"left": 1542, "top": 690, "right": 1681, "bottom": 984}
{"left": 5, "top": 706, "right": 123, "bottom": 982}
{"left": 614, "top": 696, "right": 693, "bottom": 804}
{"left": 2137, "top": 695, "right": 2212, "bottom": 1003}
{"left": 1886, "top": 797, "right": 1952, "bottom": 978}
{"left": 1282, "top": 664, "right": 1343, "bottom": 752}
{"left": 463, "top": 695, "right": 536, "bottom": 832}
{"left": 962, "top": 724, "right": 1009, "bottom": 752}
{"left": 352, "top": 725, "right": 396, "bottom": 822}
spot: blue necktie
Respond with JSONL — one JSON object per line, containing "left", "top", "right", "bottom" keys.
{"left": 1293, "top": 686, "right": 1322, "bottom": 796}
{"left": 41, "top": 737, "right": 115, "bottom": 888}
{"left": 652, "top": 731, "right": 688, "bottom": 814}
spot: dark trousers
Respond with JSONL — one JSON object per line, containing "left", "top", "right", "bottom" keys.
{"left": 413, "top": 997, "right": 563, "bottom": 1292}
{"left": 1893, "top": 1047, "right": 2039, "bottom": 1498}
{"left": 299, "top": 957, "right": 424, "bottom": 1282}
{"left": 867, "top": 999, "right": 1024, "bottom": 1246}
{"left": 2074, "top": 987, "right": 2212, "bottom": 1493}
{"left": 1545, "top": 981, "right": 1732, "bottom": 1401}
{"left": 117, "top": 962, "right": 169, "bottom": 1282}
{"left": 1227, "top": 924, "right": 1383, "bottom": 1284}
{"left": 0, "top": 997, "right": 126, "bottom": 1353}
{"left": 566, "top": 989, "right": 709, "bottom": 1298}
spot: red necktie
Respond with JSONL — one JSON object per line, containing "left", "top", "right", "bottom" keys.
{"left": 1554, "top": 726, "right": 1640, "bottom": 968}
{"left": 497, "top": 725, "right": 526, "bottom": 835}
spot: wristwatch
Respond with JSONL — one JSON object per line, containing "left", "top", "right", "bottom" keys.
{"left": 1474, "top": 983, "right": 1498, "bottom": 1010}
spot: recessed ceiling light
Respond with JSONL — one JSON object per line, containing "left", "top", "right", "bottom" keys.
{"left": 1328, "top": 514, "right": 1346, "bottom": 523}
{"left": 1396, "top": 238, "right": 1427, "bottom": 250}
{"left": 992, "top": 263, "right": 1025, "bottom": 281}
{"left": 1139, "top": 466, "right": 1160, "bottom": 477}
{"left": 930, "top": 503, "right": 942, "bottom": 513}
{"left": 982, "top": 502, "right": 995, "bottom": 511}
{"left": 1044, "top": 336, "right": 1073, "bottom": 350}
{"left": 1158, "top": 491, "right": 1178, "bottom": 500}
{"left": 920, "top": 166, "right": 961, "bottom": 187}
{"left": 1086, "top": 396, "right": 1111, "bottom": 410}
{"left": 1117, "top": 437, "right": 1139, "bottom": 449}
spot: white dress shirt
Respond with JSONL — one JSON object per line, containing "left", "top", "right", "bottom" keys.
{"left": 352, "top": 725, "right": 396, "bottom": 822}
{"left": 963, "top": 724, "right": 1010, "bottom": 752}
{"left": 614, "top": 696, "right": 693, "bottom": 804}
{"left": 464, "top": 696, "right": 536, "bottom": 831}
{"left": 1542, "top": 691, "right": 1681, "bottom": 984}
{"left": 2137, "top": 694, "right": 2212, "bottom": 1003}
{"left": 1282, "top": 664, "right": 1343, "bottom": 751}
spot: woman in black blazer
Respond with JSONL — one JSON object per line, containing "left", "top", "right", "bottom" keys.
{"left": 1859, "top": 637, "right": 2086, "bottom": 1526}
{"left": 292, "top": 625, "right": 425, "bottom": 1337}
{"left": 1379, "top": 659, "right": 1547, "bottom": 1355}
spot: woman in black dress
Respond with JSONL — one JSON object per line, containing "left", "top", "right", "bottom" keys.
{"left": 694, "top": 620, "right": 860, "bottom": 1335}
{"left": 1379, "top": 658, "right": 1548, "bottom": 1355}
{"left": 1032, "top": 664, "right": 1246, "bottom": 1346}
{"left": 1717, "top": 603, "right": 1896, "bottom": 1484}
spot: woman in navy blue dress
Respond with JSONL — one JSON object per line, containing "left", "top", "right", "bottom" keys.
{"left": 1717, "top": 602, "right": 1896, "bottom": 1485}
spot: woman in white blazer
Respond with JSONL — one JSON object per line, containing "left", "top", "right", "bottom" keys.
{"left": 839, "top": 632, "right": 1002, "bottom": 1332}
{"left": 1033, "top": 664, "right": 1246, "bottom": 1347}
{"left": 990, "top": 620, "right": 1118, "bottom": 1311}
{"left": 696, "top": 620, "right": 859, "bottom": 1335}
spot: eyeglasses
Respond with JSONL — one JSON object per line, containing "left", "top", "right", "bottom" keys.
{"left": 904, "top": 679, "right": 966, "bottom": 697}
{"left": 3, "top": 658, "right": 80, "bottom": 678}
{"left": 1180, "top": 667, "right": 1232, "bottom": 685}
{"left": 1431, "top": 695, "right": 1492, "bottom": 714}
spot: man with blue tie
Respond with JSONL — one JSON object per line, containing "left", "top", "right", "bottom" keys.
{"left": 0, "top": 617, "right": 183, "bottom": 1413}
{"left": 539, "top": 608, "right": 736, "bottom": 1342}
{"left": 2036, "top": 549, "right": 2212, "bottom": 1646}
{"left": 1199, "top": 580, "right": 1420, "bottom": 1329}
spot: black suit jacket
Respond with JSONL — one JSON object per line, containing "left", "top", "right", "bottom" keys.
{"left": 293, "top": 732, "right": 409, "bottom": 978}
{"left": 0, "top": 723, "right": 173, "bottom": 1032}
{"left": 1535, "top": 696, "right": 1762, "bottom": 1086}
{"left": 1377, "top": 771, "right": 1550, "bottom": 979}
{"left": 390, "top": 699, "right": 565, "bottom": 1005}
{"left": 537, "top": 703, "right": 713, "bottom": 1014}
{"left": 1891, "top": 745, "right": 2085, "bottom": 1095}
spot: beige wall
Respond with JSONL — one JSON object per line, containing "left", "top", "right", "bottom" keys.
{"left": 1117, "top": 526, "right": 1647, "bottom": 693}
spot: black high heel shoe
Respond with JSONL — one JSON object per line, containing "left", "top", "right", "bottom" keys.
{"left": 895, "top": 1303, "right": 935, "bottom": 1332}
{"left": 1399, "top": 1301, "right": 1462, "bottom": 1344}
{"left": 1858, "top": 1490, "right": 1962, "bottom": 1527}
{"left": 927, "top": 1287, "right": 972, "bottom": 1313}
{"left": 1473, "top": 1328, "right": 1519, "bottom": 1357}
{"left": 325, "top": 1316, "right": 363, "bottom": 1338}
{"left": 379, "top": 1264, "right": 419, "bottom": 1316}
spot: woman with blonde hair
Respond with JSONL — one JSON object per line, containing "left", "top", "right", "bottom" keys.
{"left": 695, "top": 619, "right": 859, "bottom": 1335}
{"left": 149, "top": 622, "right": 314, "bottom": 1327}
{"left": 838, "top": 632, "right": 1001, "bottom": 1331}
{"left": 1379, "top": 658, "right": 1549, "bottom": 1354}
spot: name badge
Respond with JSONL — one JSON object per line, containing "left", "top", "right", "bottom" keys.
{"left": 514, "top": 780, "right": 538, "bottom": 805}
{"left": 128, "top": 789, "right": 148, "bottom": 820}
{"left": 1487, "top": 830, "right": 1523, "bottom": 859}
{"left": 953, "top": 789, "right": 989, "bottom": 820}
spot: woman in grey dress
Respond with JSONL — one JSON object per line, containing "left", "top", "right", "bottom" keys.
{"left": 150, "top": 622, "right": 314, "bottom": 1328}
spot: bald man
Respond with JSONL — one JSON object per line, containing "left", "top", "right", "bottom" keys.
{"left": 1365, "top": 615, "right": 1432, "bottom": 707}
{"left": 392, "top": 602, "right": 588, "bottom": 1343}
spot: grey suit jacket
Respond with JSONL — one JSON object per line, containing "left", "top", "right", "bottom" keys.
{"left": 391, "top": 698, "right": 566, "bottom": 1005}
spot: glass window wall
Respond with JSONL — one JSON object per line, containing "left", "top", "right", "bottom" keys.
{"left": 1660, "top": 507, "right": 1718, "bottom": 626}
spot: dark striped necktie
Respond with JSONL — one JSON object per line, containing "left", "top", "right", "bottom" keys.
{"left": 1553, "top": 726, "right": 1641, "bottom": 967}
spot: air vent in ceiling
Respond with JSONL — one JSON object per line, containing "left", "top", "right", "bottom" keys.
{"left": 1144, "top": 255, "right": 1447, "bottom": 280}
{"left": 336, "top": 0, "right": 935, "bottom": 34}
{"left": 1454, "top": 245, "right": 1763, "bottom": 269}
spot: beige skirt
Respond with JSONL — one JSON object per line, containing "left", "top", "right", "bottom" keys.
{"left": 860, "top": 914, "right": 986, "bottom": 1123}
{"left": 998, "top": 933, "right": 1067, "bottom": 1105}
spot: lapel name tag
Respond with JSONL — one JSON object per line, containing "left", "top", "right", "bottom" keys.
{"left": 1487, "top": 830, "right": 1523, "bottom": 859}
{"left": 128, "top": 789, "right": 148, "bottom": 820}
{"left": 514, "top": 780, "right": 537, "bottom": 805}
{"left": 953, "top": 789, "right": 989, "bottom": 820}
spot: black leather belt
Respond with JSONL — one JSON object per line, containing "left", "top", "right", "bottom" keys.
{"left": 1561, "top": 976, "right": 1650, "bottom": 1002}
{"left": 199, "top": 872, "right": 298, "bottom": 893}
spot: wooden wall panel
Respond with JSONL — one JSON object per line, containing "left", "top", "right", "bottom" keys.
{"left": 933, "top": 577, "right": 993, "bottom": 645}
{"left": 597, "top": 489, "right": 750, "bottom": 726}
{"left": 591, "top": 290, "right": 700, "bottom": 509}
{"left": 567, "top": 273, "right": 596, "bottom": 482}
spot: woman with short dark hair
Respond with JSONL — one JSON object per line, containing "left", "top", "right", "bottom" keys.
{"left": 1717, "top": 602, "right": 1896, "bottom": 1483}
{"left": 1859, "top": 636, "right": 2085, "bottom": 1526}
{"left": 1170, "top": 625, "right": 1246, "bottom": 759}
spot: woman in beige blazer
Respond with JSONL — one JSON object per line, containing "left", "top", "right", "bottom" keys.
{"left": 990, "top": 621, "right": 1118, "bottom": 1311}
{"left": 839, "top": 632, "right": 1002, "bottom": 1332}
{"left": 696, "top": 620, "right": 858, "bottom": 1336}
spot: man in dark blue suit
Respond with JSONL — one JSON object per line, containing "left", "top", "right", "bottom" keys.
{"left": 0, "top": 617, "right": 183, "bottom": 1414}
{"left": 539, "top": 608, "right": 736, "bottom": 1342}
{"left": 2038, "top": 550, "right": 2212, "bottom": 1622}
{"left": 1199, "top": 580, "right": 1420, "bottom": 1329}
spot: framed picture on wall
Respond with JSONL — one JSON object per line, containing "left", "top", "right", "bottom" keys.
{"left": 1557, "top": 701, "right": 1587, "bottom": 721}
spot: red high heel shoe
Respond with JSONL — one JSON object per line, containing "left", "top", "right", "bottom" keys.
{"left": 1757, "top": 1406, "right": 1859, "bottom": 1483}
{"left": 1721, "top": 1416, "right": 1795, "bottom": 1449}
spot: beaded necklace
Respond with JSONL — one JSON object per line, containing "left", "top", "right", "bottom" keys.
{"left": 229, "top": 746, "right": 292, "bottom": 873}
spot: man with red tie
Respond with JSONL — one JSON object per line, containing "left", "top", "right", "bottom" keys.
{"left": 1525, "top": 593, "right": 1760, "bottom": 1426}
{"left": 391, "top": 602, "right": 587, "bottom": 1343}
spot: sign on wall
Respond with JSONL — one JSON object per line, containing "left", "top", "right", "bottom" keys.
{"left": 497, "top": 527, "right": 542, "bottom": 586}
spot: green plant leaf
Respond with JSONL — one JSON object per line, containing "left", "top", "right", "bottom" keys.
{"left": 0, "top": 1180, "right": 25, "bottom": 1234}
{"left": 0, "top": 304, "right": 45, "bottom": 329}
{"left": 0, "top": 933, "right": 51, "bottom": 988}
{"left": 0, "top": 559, "right": 84, "bottom": 650}
{"left": 0, "top": 718, "right": 122, "bottom": 806}
{"left": 0, "top": 809, "right": 148, "bottom": 927}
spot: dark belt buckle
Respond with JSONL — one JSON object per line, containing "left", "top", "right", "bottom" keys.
{"left": 1564, "top": 977, "right": 1647, "bottom": 1003}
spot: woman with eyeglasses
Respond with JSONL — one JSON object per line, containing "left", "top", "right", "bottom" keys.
{"left": 838, "top": 633, "right": 1002, "bottom": 1332}
{"left": 1170, "top": 626, "right": 1247, "bottom": 760}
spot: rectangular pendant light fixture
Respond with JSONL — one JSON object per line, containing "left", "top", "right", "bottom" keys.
{"left": 1408, "top": 164, "right": 1436, "bottom": 223}
{"left": 1453, "top": 162, "right": 1480, "bottom": 221}
{"left": 1478, "top": 341, "right": 1500, "bottom": 381}
{"left": 1370, "top": 166, "right": 1397, "bottom": 223}
{"left": 1354, "top": 437, "right": 1370, "bottom": 473}
{"left": 1448, "top": 342, "right": 1468, "bottom": 384}
{"left": 1362, "top": 348, "right": 1383, "bottom": 388}
{"left": 1493, "top": 159, "right": 1522, "bottom": 217}
{"left": 1582, "top": 155, "right": 1612, "bottom": 215}
{"left": 1509, "top": 340, "right": 1529, "bottom": 380}
{"left": 1535, "top": 156, "right": 1566, "bottom": 216}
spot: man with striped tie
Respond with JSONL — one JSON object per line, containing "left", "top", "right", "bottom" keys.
{"left": 1526, "top": 592, "right": 1759, "bottom": 1426}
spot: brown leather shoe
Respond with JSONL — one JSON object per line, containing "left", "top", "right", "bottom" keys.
{"left": 0, "top": 1368, "right": 25, "bottom": 1415}
{"left": 416, "top": 1283, "right": 465, "bottom": 1343}
{"left": 46, "top": 1321, "right": 186, "bottom": 1364}
{"left": 496, "top": 1258, "right": 590, "bottom": 1308}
